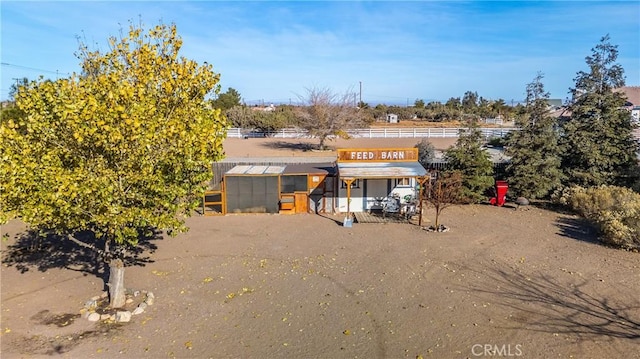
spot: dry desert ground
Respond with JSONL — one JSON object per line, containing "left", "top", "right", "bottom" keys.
{"left": 1, "top": 137, "right": 639, "bottom": 359}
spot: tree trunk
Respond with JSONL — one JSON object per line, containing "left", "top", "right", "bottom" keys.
{"left": 319, "top": 136, "right": 327, "bottom": 151}
{"left": 108, "top": 258, "right": 126, "bottom": 308}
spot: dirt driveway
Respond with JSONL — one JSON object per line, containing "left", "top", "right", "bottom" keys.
{"left": 2, "top": 204, "right": 639, "bottom": 359}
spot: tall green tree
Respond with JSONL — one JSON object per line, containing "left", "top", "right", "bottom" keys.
{"left": 0, "top": 23, "right": 227, "bottom": 307}
{"left": 211, "top": 87, "right": 242, "bottom": 111}
{"left": 296, "top": 87, "right": 364, "bottom": 150}
{"left": 368, "top": 104, "right": 389, "bottom": 122}
{"left": 445, "top": 97, "right": 461, "bottom": 110}
{"left": 491, "top": 99, "right": 508, "bottom": 118}
{"left": 462, "top": 91, "right": 479, "bottom": 111}
{"left": 506, "top": 73, "right": 563, "bottom": 199}
{"left": 444, "top": 119, "right": 494, "bottom": 203}
{"left": 560, "top": 35, "right": 639, "bottom": 188}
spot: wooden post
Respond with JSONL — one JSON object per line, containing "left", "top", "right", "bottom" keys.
{"left": 344, "top": 178, "right": 355, "bottom": 218}
{"left": 418, "top": 176, "right": 430, "bottom": 227}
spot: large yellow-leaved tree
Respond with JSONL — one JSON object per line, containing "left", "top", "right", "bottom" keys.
{"left": 0, "top": 23, "right": 227, "bottom": 307}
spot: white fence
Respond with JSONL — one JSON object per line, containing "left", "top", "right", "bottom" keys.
{"left": 227, "top": 127, "right": 516, "bottom": 139}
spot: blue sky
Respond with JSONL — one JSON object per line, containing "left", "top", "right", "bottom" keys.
{"left": 1, "top": 1, "right": 639, "bottom": 105}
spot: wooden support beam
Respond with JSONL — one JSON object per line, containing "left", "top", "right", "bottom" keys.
{"left": 343, "top": 178, "right": 355, "bottom": 218}
{"left": 417, "top": 175, "right": 430, "bottom": 227}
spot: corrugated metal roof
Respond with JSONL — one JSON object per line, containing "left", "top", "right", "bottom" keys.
{"left": 225, "top": 165, "right": 285, "bottom": 175}
{"left": 221, "top": 156, "right": 336, "bottom": 163}
{"left": 283, "top": 163, "right": 336, "bottom": 175}
{"left": 338, "top": 162, "right": 427, "bottom": 178}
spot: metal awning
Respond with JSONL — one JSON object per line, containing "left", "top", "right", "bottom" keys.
{"left": 225, "top": 165, "right": 285, "bottom": 175}
{"left": 338, "top": 162, "right": 427, "bottom": 179}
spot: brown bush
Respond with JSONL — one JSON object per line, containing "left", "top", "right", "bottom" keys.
{"left": 559, "top": 186, "right": 640, "bottom": 251}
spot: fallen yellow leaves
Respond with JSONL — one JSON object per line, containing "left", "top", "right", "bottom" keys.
{"left": 224, "top": 287, "right": 254, "bottom": 302}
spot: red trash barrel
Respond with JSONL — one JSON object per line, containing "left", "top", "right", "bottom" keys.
{"left": 490, "top": 180, "right": 508, "bottom": 206}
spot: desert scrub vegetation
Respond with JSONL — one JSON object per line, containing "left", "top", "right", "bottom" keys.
{"left": 558, "top": 186, "right": 640, "bottom": 251}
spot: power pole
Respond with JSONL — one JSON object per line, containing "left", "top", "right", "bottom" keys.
{"left": 359, "top": 81, "right": 362, "bottom": 105}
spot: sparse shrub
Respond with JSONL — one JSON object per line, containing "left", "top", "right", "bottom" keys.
{"left": 415, "top": 138, "right": 435, "bottom": 168}
{"left": 426, "top": 170, "right": 463, "bottom": 228}
{"left": 561, "top": 185, "right": 640, "bottom": 250}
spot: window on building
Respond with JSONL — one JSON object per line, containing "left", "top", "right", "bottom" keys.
{"left": 395, "top": 178, "right": 411, "bottom": 187}
{"left": 281, "top": 175, "right": 307, "bottom": 193}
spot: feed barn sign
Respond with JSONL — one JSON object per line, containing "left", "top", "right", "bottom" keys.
{"left": 337, "top": 148, "right": 419, "bottom": 162}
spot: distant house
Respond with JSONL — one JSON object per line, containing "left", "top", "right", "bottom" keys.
{"left": 615, "top": 86, "right": 640, "bottom": 107}
{"left": 251, "top": 104, "right": 276, "bottom": 112}
{"left": 546, "top": 99, "right": 563, "bottom": 110}
{"left": 386, "top": 113, "right": 398, "bottom": 123}
{"left": 631, "top": 106, "right": 640, "bottom": 125}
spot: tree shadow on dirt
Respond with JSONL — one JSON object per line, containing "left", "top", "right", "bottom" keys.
{"left": 260, "top": 141, "right": 332, "bottom": 152}
{"left": 466, "top": 264, "right": 640, "bottom": 341}
{"left": 555, "top": 216, "right": 600, "bottom": 245}
{"left": 1, "top": 229, "right": 162, "bottom": 286}
{"left": 316, "top": 213, "right": 350, "bottom": 227}
{"left": 6, "top": 321, "right": 123, "bottom": 356}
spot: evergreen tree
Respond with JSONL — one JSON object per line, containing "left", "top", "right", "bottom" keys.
{"left": 506, "top": 73, "right": 563, "bottom": 199}
{"left": 444, "top": 119, "right": 494, "bottom": 203}
{"left": 560, "top": 35, "right": 639, "bottom": 188}
{"left": 462, "top": 91, "right": 479, "bottom": 111}
{"left": 211, "top": 87, "right": 243, "bottom": 111}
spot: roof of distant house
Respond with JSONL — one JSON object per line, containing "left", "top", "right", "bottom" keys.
{"left": 546, "top": 99, "right": 563, "bottom": 108}
{"left": 615, "top": 86, "right": 640, "bottom": 106}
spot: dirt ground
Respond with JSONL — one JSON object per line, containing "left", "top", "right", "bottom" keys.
{"left": 221, "top": 137, "right": 458, "bottom": 159}
{"left": 1, "top": 137, "right": 639, "bottom": 359}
